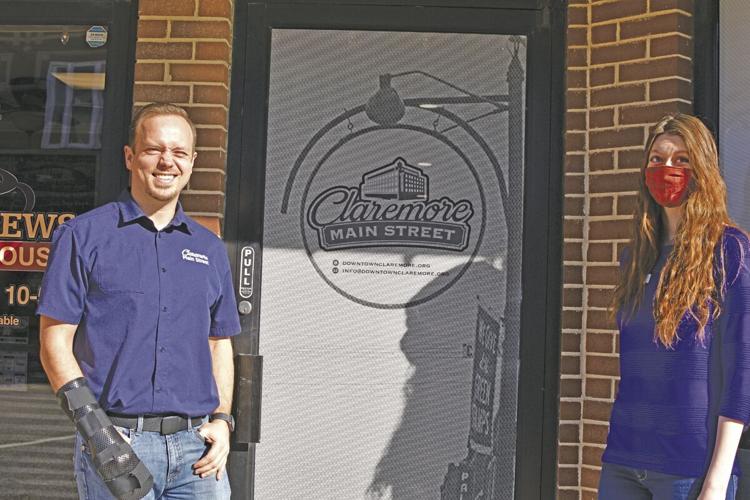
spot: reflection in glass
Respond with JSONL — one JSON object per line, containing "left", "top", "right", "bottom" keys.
{"left": 43, "top": 60, "right": 105, "bottom": 149}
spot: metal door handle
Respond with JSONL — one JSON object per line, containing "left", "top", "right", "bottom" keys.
{"left": 234, "top": 353, "right": 262, "bottom": 444}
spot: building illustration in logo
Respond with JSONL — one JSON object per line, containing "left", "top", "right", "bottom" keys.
{"left": 361, "top": 157, "right": 428, "bottom": 201}
{"left": 307, "top": 158, "right": 474, "bottom": 252}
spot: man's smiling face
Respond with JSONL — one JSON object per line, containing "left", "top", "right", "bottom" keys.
{"left": 124, "top": 114, "right": 196, "bottom": 205}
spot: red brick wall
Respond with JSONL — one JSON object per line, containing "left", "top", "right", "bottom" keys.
{"left": 134, "top": 0, "right": 233, "bottom": 235}
{"left": 559, "top": 1, "right": 694, "bottom": 498}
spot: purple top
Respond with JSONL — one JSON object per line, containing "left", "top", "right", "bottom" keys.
{"left": 37, "top": 191, "right": 241, "bottom": 416}
{"left": 603, "top": 226, "right": 750, "bottom": 477}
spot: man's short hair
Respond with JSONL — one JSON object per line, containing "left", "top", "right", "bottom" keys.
{"left": 128, "top": 103, "right": 197, "bottom": 150}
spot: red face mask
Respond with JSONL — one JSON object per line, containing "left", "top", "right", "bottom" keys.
{"left": 644, "top": 165, "right": 692, "bottom": 208}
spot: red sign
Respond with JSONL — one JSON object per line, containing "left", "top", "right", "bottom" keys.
{"left": 0, "top": 241, "right": 50, "bottom": 272}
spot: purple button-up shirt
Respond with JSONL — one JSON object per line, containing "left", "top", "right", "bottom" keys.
{"left": 603, "top": 226, "right": 750, "bottom": 477}
{"left": 37, "top": 191, "right": 241, "bottom": 416}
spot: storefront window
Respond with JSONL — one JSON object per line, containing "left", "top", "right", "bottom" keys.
{"left": 0, "top": 24, "right": 106, "bottom": 498}
{"left": 719, "top": 1, "right": 750, "bottom": 227}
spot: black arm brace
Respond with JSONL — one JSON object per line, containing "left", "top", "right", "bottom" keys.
{"left": 58, "top": 378, "right": 153, "bottom": 500}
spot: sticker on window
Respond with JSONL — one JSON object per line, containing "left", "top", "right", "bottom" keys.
{"left": 86, "top": 26, "right": 108, "bottom": 48}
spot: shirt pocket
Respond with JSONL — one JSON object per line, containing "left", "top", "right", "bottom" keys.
{"left": 94, "top": 247, "right": 145, "bottom": 294}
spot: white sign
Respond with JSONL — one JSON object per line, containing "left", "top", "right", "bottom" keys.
{"left": 86, "top": 26, "right": 108, "bottom": 48}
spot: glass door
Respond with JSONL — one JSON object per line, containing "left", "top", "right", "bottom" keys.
{"left": 225, "top": 4, "right": 562, "bottom": 499}
{"left": 0, "top": 19, "right": 130, "bottom": 497}
{"left": 260, "top": 28, "right": 526, "bottom": 500}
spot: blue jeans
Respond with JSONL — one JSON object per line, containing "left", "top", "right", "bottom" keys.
{"left": 74, "top": 417, "right": 231, "bottom": 499}
{"left": 599, "top": 462, "right": 737, "bottom": 500}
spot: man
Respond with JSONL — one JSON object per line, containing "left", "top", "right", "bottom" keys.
{"left": 37, "top": 103, "right": 241, "bottom": 499}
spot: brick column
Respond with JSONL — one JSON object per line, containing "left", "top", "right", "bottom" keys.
{"left": 134, "top": 0, "right": 234, "bottom": 235}
{"left": 558, "top": 0, "right": 589, "bottom": 497}
{"left": 559, "top": 1, "right": 694, "bottom": 498}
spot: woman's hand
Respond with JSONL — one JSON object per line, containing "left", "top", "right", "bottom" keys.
{"left": 697, "top": 482, "right": 727, "bottom": 500}
{"left": 699, "top": 416, "right": 744, "bottom": 500}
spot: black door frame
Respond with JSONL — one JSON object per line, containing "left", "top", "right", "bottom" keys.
{"left": 693, "top": 0, "right": 718, "bottom": 137}
{"left": 0, "top": 0, "right": 138, "bottom": 204}
{"left": 224, "top": 2, "right": 565, "bottom": 498}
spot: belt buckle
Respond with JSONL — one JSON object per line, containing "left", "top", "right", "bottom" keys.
{"left": 160, "top": 415, "right": 184, "bottom": 435}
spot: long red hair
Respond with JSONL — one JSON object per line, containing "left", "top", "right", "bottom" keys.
{"left": 612, "top": 114, "right": 733, "bottom": 347}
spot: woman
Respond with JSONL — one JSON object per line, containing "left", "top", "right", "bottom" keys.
{"left": 598, "top": 114, "right": 750, "bottom": 500}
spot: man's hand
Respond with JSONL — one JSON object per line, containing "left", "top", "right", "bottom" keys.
{"left": 197, "top": 336, "right": 234, "bottom": 481}
{"left": 192, "top": 419, "right": 231, "bottom": 480}
{"left": 197, "top": 336, "right": 234, "bottom": 480}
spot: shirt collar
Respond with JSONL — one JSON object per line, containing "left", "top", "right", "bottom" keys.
{"left": 117, "top": 190, "right": 192, "bottom": 234}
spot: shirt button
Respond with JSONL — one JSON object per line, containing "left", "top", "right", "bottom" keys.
{"left": 160, "top": 346, "right": 166, "bottom": 353}
{"left": 155, "top": 387, "right": 161, "bottom": 393}
{"left": 162, "top": 306, "right": 167, "bottom": 312}
{"left": 161, "top": 267, "right": 167, "bottom": 273}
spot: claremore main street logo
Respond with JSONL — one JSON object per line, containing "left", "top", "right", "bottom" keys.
{"left": 307, "top": 158, "right": 474, "bottom": 251}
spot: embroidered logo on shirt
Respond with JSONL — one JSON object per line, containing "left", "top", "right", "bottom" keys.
{"left": 182, "top": 249, "right": 209, "bottom": 265}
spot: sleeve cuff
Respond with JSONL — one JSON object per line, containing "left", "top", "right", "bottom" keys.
{"left": 209, "top": 323, "right": 241, "bottom": 337}
{"left": 720, "top": 400, "right": 750, "bottom": 425}
{"left": 36, "top": 305, "right": 82, "bottom": 326}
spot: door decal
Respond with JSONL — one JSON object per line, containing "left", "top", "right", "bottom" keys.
{"left": 257, "top": 29, "right": 526, "bottom": 499}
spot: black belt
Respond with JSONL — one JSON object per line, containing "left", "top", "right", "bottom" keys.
{"left": 108, "top": 414, "right": 205, "bottom": 435}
